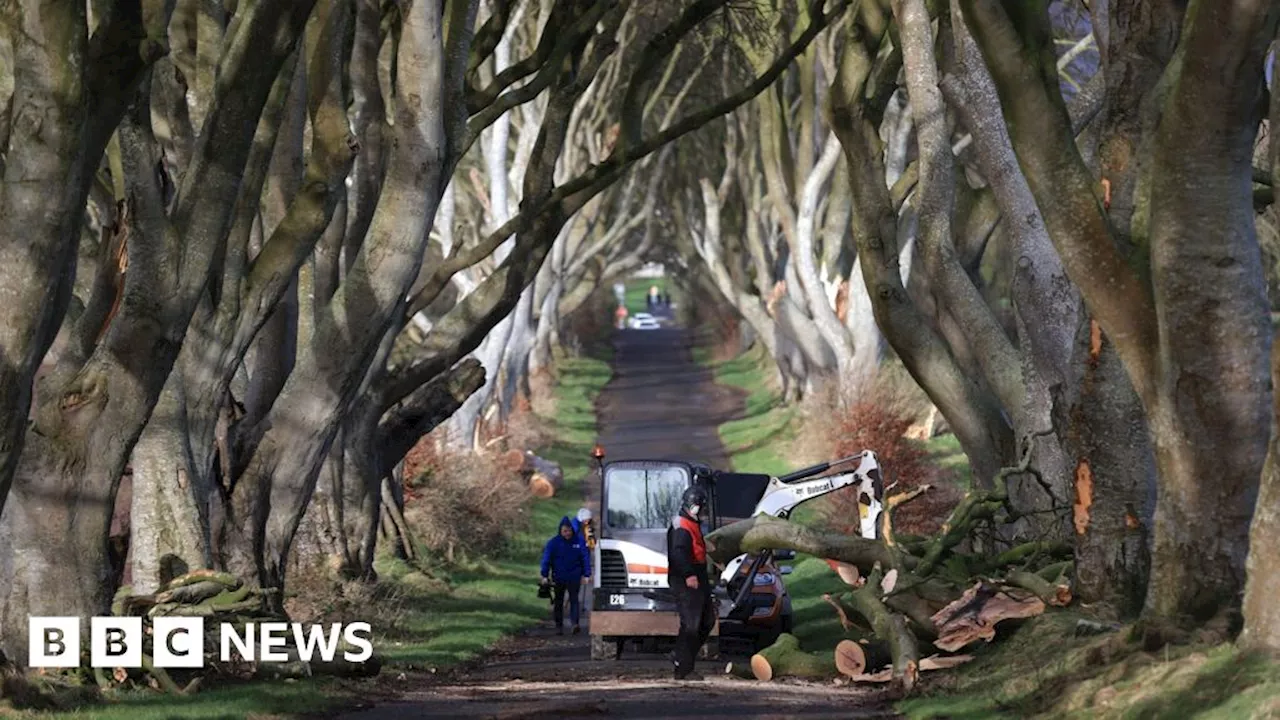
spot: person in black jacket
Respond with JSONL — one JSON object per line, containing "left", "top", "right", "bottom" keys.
{"left": 667, "top": 485, "right": 716, "bottom": 680}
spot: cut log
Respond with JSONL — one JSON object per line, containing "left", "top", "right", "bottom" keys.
{"left": 528, "top": 472, "right": 563, "bottom": 498}
{"left": 931, "top": 582, "right": 1046, "bottom": 652}
{"left": 1007, "top": 569, "right": 1072, "bottom": 607}
{"left": 847, "top": 567, "right": 920, "bottom": 691}
{"left": 523, "top": 451, "right": 564, "bottom": 498}
{"left": 834, "top": 635, "right": 896, "bottom": 676}
{"left": 881, "top": 569, "right": 899, "bottom": 594}
{"left": 835, "top": 640, "right": 866, "bottom": 677}
{"left": 749, "top": 634, "right": 837, "bottom": 681}
{"left": 498, "top": 449, "right": 527, "bottom": 474}
{"left": 824, "top": 559, "right": 863, "bottom": 587}
{"left": 724, "top": 661, "right": 756, "bottom": 679}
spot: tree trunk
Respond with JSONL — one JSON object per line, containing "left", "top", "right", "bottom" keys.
{"left": 1140, "top": 0, "right": 1275, "bottom": 627}
{"left": 1242, "top": 334, "right": 1280, "bottom": 650}
{"left": 830, "top": 30, "right": 1013, "bottom": 486}
{"left": 1066, "top": 320, "right": 1154, "bottom": 615}
{"left": 130, "top": 378, "right": 214, "bottom": 593}
{"left": 1240, "top": 44, "right": 1280, "bottom": 653}
{"left": 0, "top": 0, "right": 159, "bottom": 512}
{"left": 750, "top": 634, "right": 837, "bottom": 680}
{"left": 225, "top": 0, "right": 455, "bottom": 603}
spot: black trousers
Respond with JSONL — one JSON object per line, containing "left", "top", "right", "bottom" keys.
{"left": 552, "top": 582, "right": 581, "bottom": 627}
{"left": 673, "top": 584, "right": 716, "bottom": 675}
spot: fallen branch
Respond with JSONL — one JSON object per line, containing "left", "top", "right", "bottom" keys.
{"left": 881, "top": 484, "right": 932, "bottom": 551}
{"left": 823, "top": 593, "right": 857, "bottom": 631}
{"left": 707, "top": 515, "right": 902, "bottom": 573}
{"left": 919, "top": 653, "right": 975, "bottom": 671}
{"left": 1007, "top": 569, "right": 1072, "bottom": 607}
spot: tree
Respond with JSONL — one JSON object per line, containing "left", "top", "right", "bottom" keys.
{"left": 961, "top": 0, "right": 1278, "bottom": 630}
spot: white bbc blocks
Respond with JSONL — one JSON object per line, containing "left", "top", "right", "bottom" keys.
{"left": 91, "top": 617, "right": 143, "bottom": 668}
{"left": 27, "top": 616, "right": 375, "bottom": 668}
{"left": 28, "top": 617, "right": 80, "bottom": 668}
{"left": 153, "top": 617, "right": 205, "bottom": 668}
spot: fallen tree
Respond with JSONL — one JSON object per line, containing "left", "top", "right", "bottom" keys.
{"left": 707, "top": 432, "right": 1072, "bottom": 691}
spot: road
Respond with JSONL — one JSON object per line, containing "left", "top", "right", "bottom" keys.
{"left": 334, "top": 322, "right": 896, "bottom": 719}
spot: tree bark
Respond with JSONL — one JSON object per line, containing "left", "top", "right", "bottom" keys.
{"left": 225, "top": 0, "right": 462, "bottom": 600}
{"left": 962, "top": 0, "right": 1278, "bottom": 626}
{"left": 0, "top": 0, "right": 164, "bottom": 512}
{"left": 1241, "top": 48, "right": 1280, "bottom": 652}
{"left": 1141, "top": 0, "right": 1277, "bottom": 626}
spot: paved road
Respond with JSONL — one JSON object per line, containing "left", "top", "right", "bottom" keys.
{"left": 333, "top": 324, "right": 896, "bottom": 719}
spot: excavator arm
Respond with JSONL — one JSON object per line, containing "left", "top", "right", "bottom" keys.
{"left": 717, "top": 451, "right": 884, "bottom": 610}
{"left": 750, "top": 451, "right": 884, "bottom": 532}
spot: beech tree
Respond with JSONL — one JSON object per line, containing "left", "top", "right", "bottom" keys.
{"left": 960, "top": 0, "right": 1277, "bottom": 632}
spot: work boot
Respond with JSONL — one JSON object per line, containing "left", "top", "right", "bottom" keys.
{"left": 674, "top": 669, "right": 704, "bottom": 681}
{"left": 571, "top": 625, "right": 581, "bottom": 635}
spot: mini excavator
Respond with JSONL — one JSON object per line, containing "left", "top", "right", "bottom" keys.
{"left": 587, "top": 446, "right": 884, "bottom": 659}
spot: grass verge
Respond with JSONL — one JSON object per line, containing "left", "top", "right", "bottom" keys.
{"left": 702, "top": 342, "right": 794, "bottom": 475}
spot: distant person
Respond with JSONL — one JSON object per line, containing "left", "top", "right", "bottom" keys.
{"left": 662, "top": 292, "right": 671, "bottom": 307}
{"left": 540, "top": 516, "right": 591, "bottom": 635}
{"left": 647, "top": 285, "right": 660, "bottom": 310}
{"left": 614, "top": 304, "right": 628, "bottom": 329}
{"left": 667, "top": 486, "right": 715, "bottom": 680}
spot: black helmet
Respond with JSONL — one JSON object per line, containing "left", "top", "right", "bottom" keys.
{"left": 680, "top": 485, "right": 709, "bottom": 519}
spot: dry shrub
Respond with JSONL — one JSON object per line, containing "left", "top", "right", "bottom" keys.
{"left": 403, "top": 438, "right": 531, "bottom": 563}
{"left": 284, "top": 568, "right": 412, "bottom": 635}
{"left": 800, "top": 373, "right": 962, "bottom": 538}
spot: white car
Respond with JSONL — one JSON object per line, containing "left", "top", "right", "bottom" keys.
{"left": 629, "top": 316, "right": 661, "bottom": 330}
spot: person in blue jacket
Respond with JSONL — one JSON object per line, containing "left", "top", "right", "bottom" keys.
{"left": 541, "top": 516, "right": 591, "bottom": 634}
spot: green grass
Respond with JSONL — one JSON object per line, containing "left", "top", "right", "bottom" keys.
{"left": 895, "top": 612, "right": 1280, "bottom": 719}
{"left": 924, "top": 433, "right": 973, "bottom": 490}
{"left": 10, "top": 355, "right": 614, "bottom": 719}
{"left": 20, "top": 681, "right": 342, "bottom": 720}
{"left": 703, "top": 342, "right": 794, "bottom": 475}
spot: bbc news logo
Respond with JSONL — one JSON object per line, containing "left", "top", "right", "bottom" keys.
{"left": 28, "top": 617, "right": 374, "bottom": 668}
